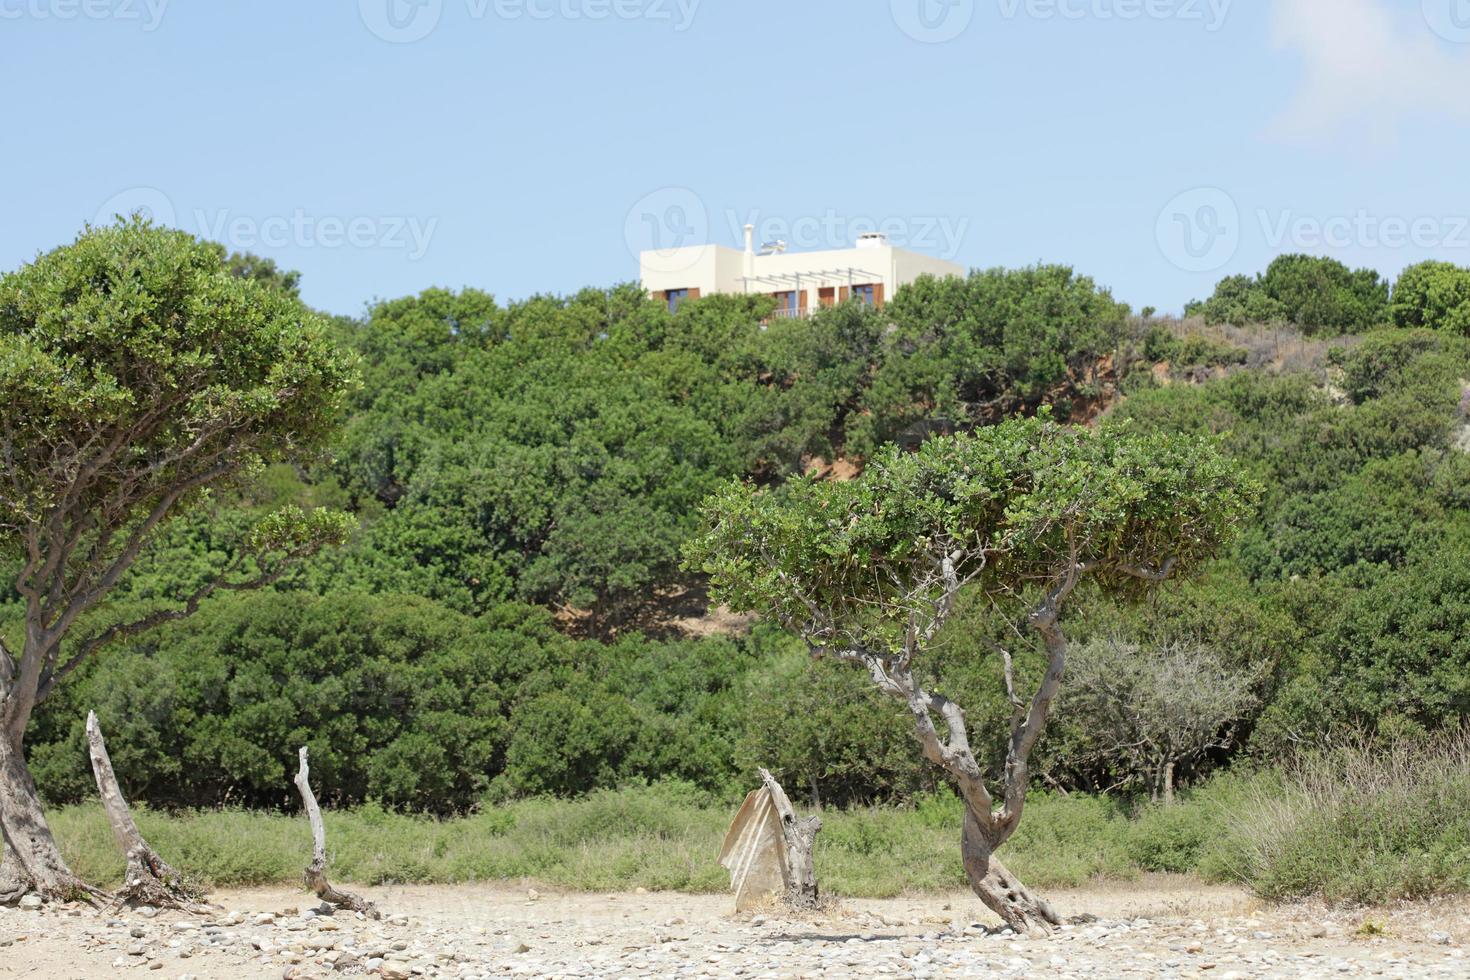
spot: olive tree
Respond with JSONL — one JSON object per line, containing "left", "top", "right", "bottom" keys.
{"left": 0, "top": 218, "right": 356, "bottom": 902}
{"left": 1057, "top": 638, "right": 1260, "bottom": 803}
{"left": 687, "top": 417, "right": 1251, "bottom": 930}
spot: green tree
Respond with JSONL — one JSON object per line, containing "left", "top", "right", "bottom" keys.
{"left": 687, "top": 417, "right": 1252, "bottom": 930}
{"left": 1391, "top": 260, "right": 1470, "bottom": 334}
{"left": 850, "top": 267, "right": 1128, "bottom": 454}
{"left": 1189, "top": 256, "right": 1388, "bottom": 334}
{"left": 0, "top": 218, "right": 356, "bottom": 901}
{"left": 1260, "top": 255, "right": 1388, "bottom": 334}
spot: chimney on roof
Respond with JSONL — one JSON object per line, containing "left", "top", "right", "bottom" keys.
{"left": 744, "top": 223, "right": 755, "bottom": 279}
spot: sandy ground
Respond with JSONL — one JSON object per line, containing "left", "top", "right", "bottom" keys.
{"left": 1, "top": 877, "right": 1468, "bottom": 979}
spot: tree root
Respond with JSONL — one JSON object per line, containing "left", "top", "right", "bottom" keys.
{"left": 110, "top": 846, "right": 212, "bottom": 914}
{"left": 86, "top": 712, "right": 212, "bottom": 914}
{"left": 0, "top": 831, "right": 32, "bottom": 906}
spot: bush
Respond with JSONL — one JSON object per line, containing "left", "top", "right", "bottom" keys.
{"left": 1189, "top": 255, "right": 1389, "bottom": 335}
{"left": 1204, "top": 737, "right": 1470, "bottom": 903}
{"left": 30, "top": 592, "right": 754, "bottom": 811}
{"left": 1391, "top": 260, "right": 1470, "bottom": 333}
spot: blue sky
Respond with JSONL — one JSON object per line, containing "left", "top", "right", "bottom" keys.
{"left": 3, "top": 0, "right": 1469, "bottom": 316}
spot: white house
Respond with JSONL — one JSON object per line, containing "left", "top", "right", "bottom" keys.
{"left": 640, "top": 225, "right": 965, "bottom": 316}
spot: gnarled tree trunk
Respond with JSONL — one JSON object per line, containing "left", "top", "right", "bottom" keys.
{"left": 961, "top": 807, "right": 1060, "bottom": 932}
{"left": 0, "top": 827, "right": 31, "bottom": 905}
{"left": 85, "top": 712, "right": 208, "bottom": 912}
{"left": 0, "top": 728, "right": 95, "bottom": 905}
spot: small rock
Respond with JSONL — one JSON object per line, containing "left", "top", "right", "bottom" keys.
{"left": 17, "top": 895, "right": 42, "bottom": 911}
{"left": 514, "top": 942, "right": 532, "bottom": 954}
{"left": 1430, "top": 931, "right": 1453, "bottom": 946}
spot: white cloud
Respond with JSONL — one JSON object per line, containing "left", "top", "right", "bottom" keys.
{"left": 1268, "top": 0, "right": 1470, "bottom": 143}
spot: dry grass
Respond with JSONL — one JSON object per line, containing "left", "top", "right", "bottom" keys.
{"left": 1205, "top": 734, "right": 1470, "bottom": 903}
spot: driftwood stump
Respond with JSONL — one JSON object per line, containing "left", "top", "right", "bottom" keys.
{"left": 85, "top": 712, "right": 210, "bottom": 913}
{"left": 758, "top": 769, "right": 821, "bottom": 909}
{"left": 292, "top": 747, "right": 379, "bottom": 919}
{"left": 718, "top": 770, "right": 822, "bottom": 911}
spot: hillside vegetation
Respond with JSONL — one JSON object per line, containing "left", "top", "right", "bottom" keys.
{"left": 9, "top": 251, "right": 1470, "bottom": 899}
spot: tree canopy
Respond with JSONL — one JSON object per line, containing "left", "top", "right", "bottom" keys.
{"left": 1188, "top": 254, "right": 1389, "bottom": 334}
{"left": 0, "top": 217, "right": 357, "bottom": 898}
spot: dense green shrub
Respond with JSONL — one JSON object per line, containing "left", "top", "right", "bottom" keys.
{"left": 1391, "top": 260, "right": 1470, "bottom": 333}
{"left": 848, "top": 265, "right": 1130, "bottom": 453}
{"left": 29, "top": 592, "right": 755, "bottom": 810}
{"left": 1189, "top": 255, "right": 1389, "bottom": 334}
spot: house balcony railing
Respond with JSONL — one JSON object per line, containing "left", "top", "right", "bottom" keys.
{"left": 768, "top": 306, "right": 816, "bottom": 319}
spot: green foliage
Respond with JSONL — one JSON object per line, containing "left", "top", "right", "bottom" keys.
{"left": 29, "top": 591, "right": 754, "bottom": 811}
{"left": 1116, "top": 329, "right": 1470, "bottom": 750}
{"left": 44, "top": 782, "right": 1135, "bottom": 896}
{"left": 0, "top": 218, "right": 357, "bottom": 745}
{"left": 0, "top": 217, "right": 355, "bottom": 532}
{"left": 1200, "top": 738, "right": 1470, "bottom": 903}
{"left": 1391, "top": 260, "right": 1470, "bottom": 334}
{"left": 735, "top": 644, "right": 936, "bottom": 806}
{"left": 850, "top": 267, "right": 1129, "bottom": 453}
{"left": 18, "top": 229, "right": 1470, "bottom": 834}
{"left": 688, "top": 418, "right": 1251, "bottom": 655}
{"left": 1189, "top": 255, "right": 1389, "bottom": 334}
{"left": 1184, "top": 274, "right": 1288, "bottom": 327}
{"left": 1142, "top": 325, "right": 1248, "bottom": 369}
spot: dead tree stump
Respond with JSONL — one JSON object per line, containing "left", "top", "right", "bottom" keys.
{"left": 758, "top": 769, "right": 822, "bottom": 909}
{"left": 85, "top": 712, "right": 210, "bottom": 913}
{"left": 719, "top": 770, "right": 823, "bottom": 912}
{"left": 292, "top": 747, "right": 379, "bottom": 919}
